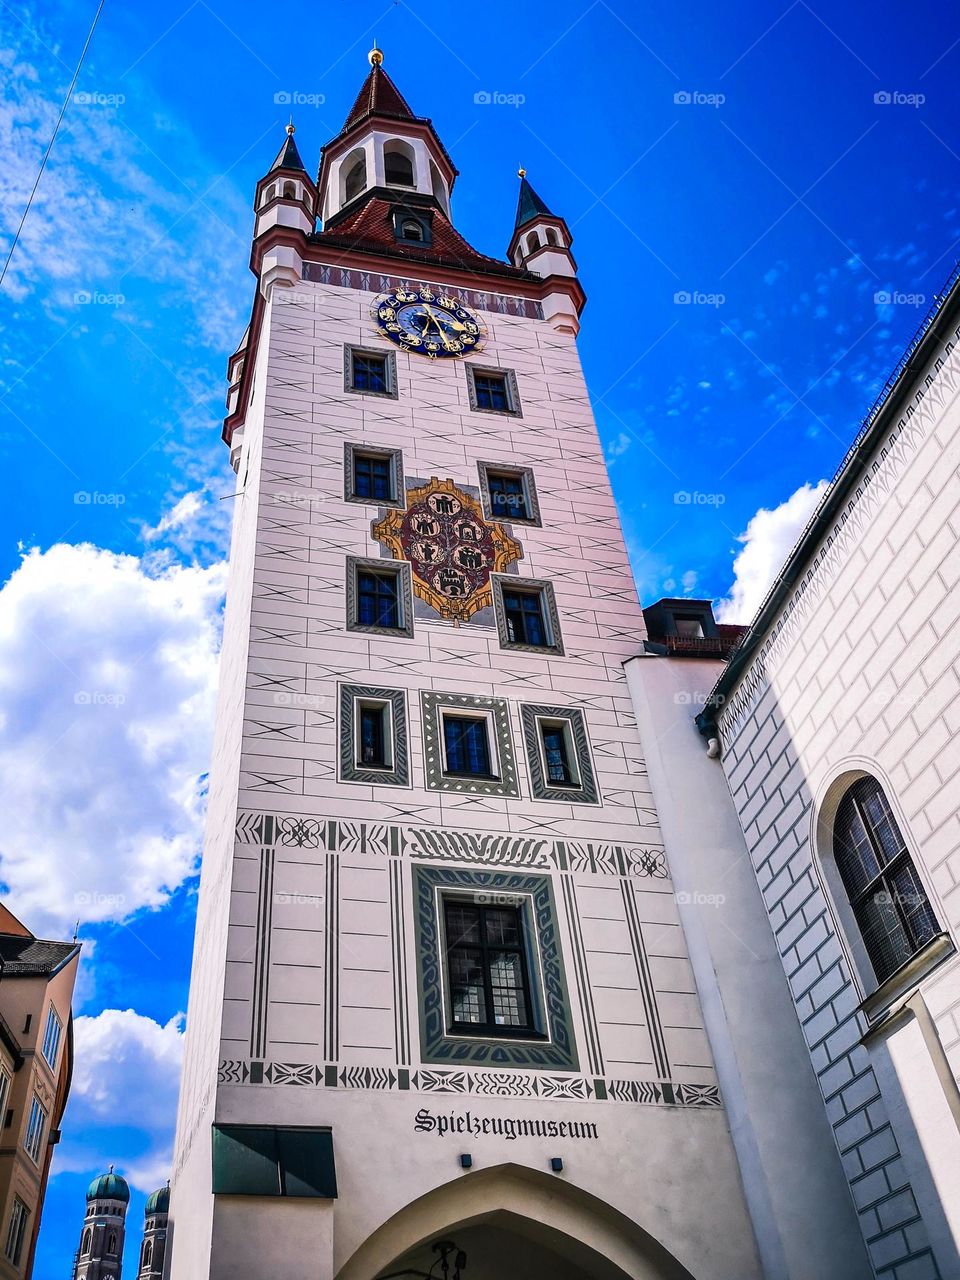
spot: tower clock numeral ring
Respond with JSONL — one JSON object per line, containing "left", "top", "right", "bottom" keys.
{"left": 370, "top": 289, "right": 487, "bottom": 359}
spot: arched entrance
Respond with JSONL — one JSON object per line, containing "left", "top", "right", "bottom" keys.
{"left": 337, "top": 1165, "right": 696, "bottom": 1280}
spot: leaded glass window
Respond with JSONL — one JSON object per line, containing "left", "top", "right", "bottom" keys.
{"left": 834, "top": 777, "right": 939, "bottom": 984}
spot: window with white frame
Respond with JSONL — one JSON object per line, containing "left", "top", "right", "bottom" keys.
{"left": 4, "top": 1198, "right": 28, "bottom": 1266}
{"left": 24, "top": 1095, "right": 46, "bottom": 1163}
{"left": 41, "top": 1005, "right": 62, "bottom": 1069}
{"left": 0, "top": 1067, "right": 10, "bottom": 1125}
{"left": 338, "top": 684, "right": 409, "bottom": 786}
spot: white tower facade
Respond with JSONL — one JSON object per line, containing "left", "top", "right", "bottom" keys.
{"left": 167, "top": 51, "right": 871, "bottom": 1280}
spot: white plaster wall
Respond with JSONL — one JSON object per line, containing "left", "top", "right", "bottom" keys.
{"left": 167, "top": 308, "right": 274, "bottom": 1278}
{"left": 626, "top": 652, "right": 873, "bottom": 1280}
{"left": 169, "top": 278, "right": 765, "bottom": 1280}
{"left": 715, "top": 315, "right": 960, "bottom": 1280}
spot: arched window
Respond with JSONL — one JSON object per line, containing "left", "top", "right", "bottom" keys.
{"left": 833, "top": 777, "right": 939, "bottom": 983}
{"left": 282, "top": 180, "right": 296, "bottom": 199}
{"left": 144, "top": 1239, "right": 154, "bottom": 1269}
{"left": 525, "top": 231, "right": 539, "bottom": 255}
{"left": 384, "top": 145, "right": 415, "bottom": 187}
{"left": 344, "top": 155, "right": 366, "bottom": 203}
{"left": 545, "top": 227, "right": 559, "bottom": 246}
{"left": 107, "top": 1231, "right": 118, "bottom": 1254}
{"left": 399, "top": 219, "right": 423, "bottom": 242}
{"left": 263, "top": 183, "right": 277, "bottom": 206}
{"left": 82, "top": 1228, "right": 92, "bottom": 1255}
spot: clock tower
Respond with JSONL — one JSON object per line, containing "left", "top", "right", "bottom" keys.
{"left": 166, "top": 49, "right": 868, "bottom": 1280}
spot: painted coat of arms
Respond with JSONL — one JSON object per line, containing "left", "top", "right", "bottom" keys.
{"left": 372, "top": 477, "right": 522, "bottom": 623}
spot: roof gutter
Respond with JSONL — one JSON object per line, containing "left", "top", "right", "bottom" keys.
{"left": 696, "top": 259, "right": 960, "bottom": 744}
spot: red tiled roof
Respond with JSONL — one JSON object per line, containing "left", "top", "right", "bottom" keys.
{"left": 315, "top": 197, "right": 529, "bottom": 277}
{"left": 342, "top": 65, "right": 416, "bottom": 133}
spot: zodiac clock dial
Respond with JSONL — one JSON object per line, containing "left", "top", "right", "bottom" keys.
{"left": 371, "top": 288, "right": 486, "bottom": 358}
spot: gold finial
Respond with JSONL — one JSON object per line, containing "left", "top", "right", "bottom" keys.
{"left": 286, "top": 119, "right": 295, "bottom": 135}
{"left": 368, "top": 41, "right": 384, "bottom": 67}
{"left": 517, "top": 166, "right": 526, "bottom": 178}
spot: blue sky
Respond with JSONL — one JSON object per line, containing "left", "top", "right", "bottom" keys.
{"left": 1, "top": 0, "right": 959, "bottom": 1271}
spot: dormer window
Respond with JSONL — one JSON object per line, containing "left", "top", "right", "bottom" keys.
{"left": 392, "top": 209, "right": 431, "bottom": 246}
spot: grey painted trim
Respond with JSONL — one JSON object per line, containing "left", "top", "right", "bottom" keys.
{"left": 338, "top": 683, "right": 410, "bottom": 786}
{"left": 342, "top": 441, "right": 405, "bottom": 508}
{"left": 420, "top": 690, "right": 520, "bottom": 796}
{"left": 491, "top": 573, "right": 564, "bottom": 655}
{"left": 477, "top": 460, "right": 542, "bottom": 527}
{"left": 343, "top": 344, "right": 398, "bottom": 399}
{"left": 345, "top": 556, "right": 415, "bottom": 639}
{"left": 520, "top": 704, "right": 600, "bottom": 804}
{"left": 413, "top": 865, "right": 578, "bottom": 1071}
{"left": 464, "top": 363, "right": 522, "bottom": 417}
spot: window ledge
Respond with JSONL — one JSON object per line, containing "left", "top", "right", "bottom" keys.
{"left": 860, "top": 932, "right": 956, "bottom": 1031}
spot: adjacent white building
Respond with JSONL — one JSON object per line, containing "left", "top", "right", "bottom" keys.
{"left": 629, "top": 274, "right": 960, "bottom": 1280}
{"left": 166, "top": 46, "right": 958, "bottom": 1280}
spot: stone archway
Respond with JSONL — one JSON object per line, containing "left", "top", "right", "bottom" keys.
{"left": 336, "top": 1164, "right": 696, "bottom": 1280}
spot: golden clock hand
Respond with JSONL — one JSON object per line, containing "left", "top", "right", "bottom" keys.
{"left": 422, "top": 303, "right": 455, "bottom": 350}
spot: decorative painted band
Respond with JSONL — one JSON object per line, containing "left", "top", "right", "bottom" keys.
{"left": 300, "top": 262, "right": 544, "bottom": 319}
{"left": 234, "top": 811, "right": 669, "bottom": 880}
{"left": 217, "top": 1059, "right": 721, "bottom": 1109}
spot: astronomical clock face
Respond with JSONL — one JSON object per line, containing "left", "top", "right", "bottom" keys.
{"left": 371, "top": 287, "right": 486, "bottom": 358}
{"left": 372, "top": 478, "right": 522, "bottom": 623}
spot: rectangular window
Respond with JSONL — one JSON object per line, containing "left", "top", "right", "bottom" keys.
{"left": 343, "top": 443, "right": 404, "bottom": 508}
{"left": 444, "top": 900, "right": 535, "bottom": 1034}
{"left": 339, "top": 684, "right": 409, "bottom": 786}
{"left": 24, "top": 1096, "right": 46, "bottom": 1163}
{"left": 478, "top": 462, "right": 540, "bottom": 526}
{"left": 493, "top": 576, "right": 562, "bottom": 655}
{"left": 357, "top": 570, "right": 399, "bottom": 629}
{"left": 487, "top": 472, "right": 529, "bottom": 520}
{"left": 521, "top": 704, "right": 600, "bottom": 804}
{"left": 466, "top": 365, "right": 521, "bottom": 417}
{"left": 502, "top": 589, "right": 548, "bottom": 647}
{"left": 674, "top": 616, "right": 705, "bottom": 638}
{"left": 443, "top": 715, "right": 494, "bottom": 778}
{"left": 358, "top": 703, "right": 388, "bottom": 769}
{"left": 4, "top": 1199, "right": 28, "bottom": 1265}
{"left": 351, "top": 352, "right": 391, "bottom": 395}
{"left": 474, "top": 372, "right": 509, "bottom": 412}
{"left": 347, "top": 557, "right": 414, "bottom": 639}
{"left": 41, "top": 1006, "right": 63, "bottom": 1069}
{"left": 541, "top": 723, "right": 575, "bottom": 786}
{"left": 0, "top": 1069, "right": 10, "bottom": 1125}
{"left": 353, "top": 453, "right": 393, "bottom": 501}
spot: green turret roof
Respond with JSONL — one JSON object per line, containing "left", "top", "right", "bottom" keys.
{"left": 86, "top": 1169, "right": 129, "bottom": 1203}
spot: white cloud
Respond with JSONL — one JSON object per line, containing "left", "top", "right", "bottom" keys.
{"left": 140, "top": 486, "right": 231, "bottom": 563}
{"left": 715, "top": 480, "right": 829, "bottom": 624}
{"left": 0, "top": 542, "right": 225, "bottom": 934}
{"left": 57, "top": 1009, "right": 185, "bottom": 1192}
{"left": 605, "top": 431, "right": 631, "bottom": 462}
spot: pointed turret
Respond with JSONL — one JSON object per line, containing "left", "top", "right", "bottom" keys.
{"left": 507, "top": 169, "right": 583, "bottom": 333}
{"left": 340, "top": 48, "right": 417, "bottom": 133}
{"left": 514, "top": 175, "right": 555, "bottom": 231}
{"left": 317, "top": 45, "right": 457, "bottom": 226}
{"left": 269, "top": 128, "right": 307, "bottom": 174}
{"left": 251, "top": 122, "right": 318, "bottom": 299}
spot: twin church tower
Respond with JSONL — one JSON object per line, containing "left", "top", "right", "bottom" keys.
{"left": 165, "top": 49, "right": 875, "bottom": 1280}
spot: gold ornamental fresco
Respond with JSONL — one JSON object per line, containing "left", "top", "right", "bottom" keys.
{"left": 372, "top": 477, "right": 522, "bottom": 623}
